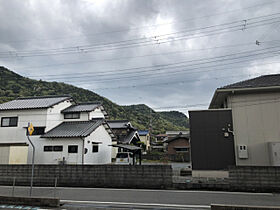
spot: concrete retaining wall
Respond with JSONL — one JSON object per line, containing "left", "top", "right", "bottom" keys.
{"left": 229, "top": 166, "right": 280, "bottom": 192}
{"left": 0, "top": 165, "right": 172, "bottom": 189}
{"left": 143, "top": 154, "right": 190, "bottom": 162}
{"left": 0, "top": 196, "right": 59, "bottom": 207}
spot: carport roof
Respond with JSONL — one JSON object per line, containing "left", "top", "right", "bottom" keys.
{"left": 111, "top": 144, "right": 141, "bottom": 151}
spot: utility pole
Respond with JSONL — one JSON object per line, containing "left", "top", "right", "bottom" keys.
{"left": 149, "top": 108, "right": 153, "bottom": 147}
{"left": 27, "top": 123, "right": 35, "bottom": 197}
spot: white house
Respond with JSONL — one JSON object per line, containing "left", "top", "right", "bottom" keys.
{"left": 0, "top": 95, "right": 114, "bottom": 164}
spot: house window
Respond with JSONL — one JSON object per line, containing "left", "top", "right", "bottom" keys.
{"left": 53, "top": 146, "right": 63, "bottom": 152}
{"left": 1, "top": 117, "right": 18, "bottom": 127}
{"left": 64, "top": 113, "right": 80, "bottom": 119}
{"left": 44, "top": 146, "right": 53, "bottom": 152}
{"left": 68, "top": 145, "right": 78, "bottom": 153}
{"left": 44, "top": 146, "right": 63, "bottom": 152}
{"left": 44, "top": 145, "right": 63, "bottom": 152}
{"left": 26, "top": 127, "right": 45, "bottom": 136}
{"left": 92, "top": 144, "right": 99, "bottom": 153}
{"left": 174, "top": 147, "right": 189, "bottom": 152}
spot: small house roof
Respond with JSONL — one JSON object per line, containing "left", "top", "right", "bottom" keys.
{"left": 41, "top": 119, "right": 104, "bottom": 138}
{"left": 121, "top": 130, "right": 140, "bottom": 144}
{"left": 156, "top": 134, "right": 168, "bottom": 137}
{"left": 220, "top": 74, "right": 280, "bottom": 90}
{"left": 209, "top": 74, "right": 280, "bottom": 109}
{"left": 138, "top": 130, "right": 149, "bottom": 136}
{"left": 164, "top": 134, "right": 189, "bottom": 143}
{"left": 107, "top": 120, "right": 131, "bottom": 129}
{"left": 0, "top": 95, "right": 71, "bottom": 111}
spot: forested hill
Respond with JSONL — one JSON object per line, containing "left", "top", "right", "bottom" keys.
{"left": 0, "top": 66, "right": 189, "bottom": 134}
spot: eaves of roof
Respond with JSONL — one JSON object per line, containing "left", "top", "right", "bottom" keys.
{"left": 209, "top": 85, "right": 280, "bottom": 109}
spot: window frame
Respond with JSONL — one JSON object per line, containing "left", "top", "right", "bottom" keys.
{"left": 64, "top": 112, "right": 80, "bottom": 119}
{"left": 53, "top": 146, "right": 63, "bottom": 152}
{"left": 1, "top": 117, "right": 18, "bottom": 127}
{"left": 92, "top": 144, "right": 99, "bottom": 153}
{"left": 68, "top": 145, "right": 78, "bottom": 153}
{"left": 44, "top": 146, "right": 53, "bottom": 152}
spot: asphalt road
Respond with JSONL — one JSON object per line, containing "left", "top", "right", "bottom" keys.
{"left": 0, "top": 186, "right": 280, "bottom": 209}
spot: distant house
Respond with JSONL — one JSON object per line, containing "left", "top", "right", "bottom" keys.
{"left": 0, "top": 95, "right": 114, "bottom": 164}
{"left": 189, "top": 74, "right": 280, "bottom": 177}
{"left": 107, "top": 120, "right": 140, "bottom": 145}
{"left": 155, "top": 134, "right": 168, "bottom": 142}
{"left": 164, "top": 133, "right": 190, "bottom": 155}
{"left": 138, "top": 130, "right": 150, "bottom": 151}
{"left": 166, "top": 131, "right": 189, "bottom": 138}
{"left": 150, "top": 134, "right": 167, "bottom": 152}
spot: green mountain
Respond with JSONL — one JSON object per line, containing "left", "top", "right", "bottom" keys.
{"left": 0, "top": 66, "right": 188, "bottom": 134}
{"left": 158, "top": 111, "right": 189, "bottom": 128}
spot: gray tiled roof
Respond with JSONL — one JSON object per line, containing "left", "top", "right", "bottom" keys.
{"left": 0, "top": 95, "right": 71, "bottom": 111}
{"left": 62, "top": 103, "right": 101, "bottom": 113}
{"left": 220, "top": 74, "right": 280, "bottom": 90}
{"left": 163, "top": 134, "right": 190, "bottom": 143}
{"left": 107, "top": 120, "right": 130, "bottom": 129}
{"left": 122, "top": 130, "right": 139, "bottom": 144}
{"left": 41, "top": 119, "right": 104, "bottom": 138}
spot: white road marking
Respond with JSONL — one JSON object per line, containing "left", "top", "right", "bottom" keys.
{"left": 0, "top": 185, "right": 274, "bottom": 196}
{"left": 61, "top": 199, "right": 211, "bottom": 209}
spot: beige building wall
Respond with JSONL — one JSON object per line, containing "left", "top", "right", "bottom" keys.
{"left": 9, "top": 146, "right": 28, "bottom": 164}
{"left": 139, "top": 135, "right": 150, "bottom": 150}
{"left": 0, "top": 146, "right": 28, "bottom": 164}
{"left": 0, "top": 146, "right": 10, "bottom": 164}
{"left": 228, "top": 92, "right": 280, "bottom": 166}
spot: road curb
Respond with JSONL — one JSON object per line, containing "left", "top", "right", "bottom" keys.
{"left": 211, "top": 204, "right": 280, "bottom": 210}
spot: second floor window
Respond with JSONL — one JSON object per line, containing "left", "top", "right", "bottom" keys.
{"left": 64, "top": 113, "right": 80, "bottom": 119}
{"left": 1, "top": 117, "right": 18, "bottom": 127}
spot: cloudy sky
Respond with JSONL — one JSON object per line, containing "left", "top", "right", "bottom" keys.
{"left": 0, "top": 0, "right": 280, "bottom": 115}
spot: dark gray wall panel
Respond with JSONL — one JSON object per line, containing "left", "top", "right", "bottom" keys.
{"left": 189, "top": 110, "right": 235, "bottom": 170}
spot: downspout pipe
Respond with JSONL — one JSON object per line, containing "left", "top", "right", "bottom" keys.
{"left": 81, "top": 137, "right": 85, "bottom": 165}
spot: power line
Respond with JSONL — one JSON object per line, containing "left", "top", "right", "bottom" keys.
{"left": 18, "top": 41, "right": 256, "bottom": 71}
{"left": 17, "top": 44, "right": 279, "bottom": 81}
{"left": 1, "top": 20, "right": 278, "bottom": 59}
{"left": 27, "top": 46, "right": 280, "bottom": 82}
{"left": 2, "top": 60, "right": 279, "bottom": 93}
{"left": 1, "top": 12, "right": 280, "bottom": 58}
{"left": 2, "top": 46, "right": 280, "bottom": 87}
{"left": 89, "top": 61, "right": 280, "bottom": 91}
{"left": 3, "top": 0, "right": 277, "bottom": 45}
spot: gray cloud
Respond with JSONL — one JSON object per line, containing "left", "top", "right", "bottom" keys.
{"left": 0, "top": 0, "right": 279, "bottom": 114}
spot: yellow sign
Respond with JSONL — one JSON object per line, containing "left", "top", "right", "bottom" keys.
{"left": 28, "top": 123, "right": 34, "bottom": 136}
